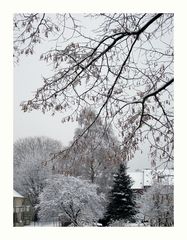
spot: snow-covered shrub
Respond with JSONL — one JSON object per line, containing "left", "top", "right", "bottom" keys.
{"left": 137, "top": 182, "right": 174, "bottom": 226}
{"left": 109, "top": 219, "right": 145, "bottom": 227}
{"left": 38, "top": 175, "right": 105, "bottom": 226}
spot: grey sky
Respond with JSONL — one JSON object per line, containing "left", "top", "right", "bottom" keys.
{"left": 14, "top": 52, "right": 151, "bottom": 170}
{"left": 14, "top": 53, "right": 78, "bottom": 146}
{"left": 14, "top": 14, "right": 151, "bottom": 170}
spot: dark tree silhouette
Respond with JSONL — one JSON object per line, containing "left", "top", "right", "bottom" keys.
{"left": 100, "top": 163, "right": 137, "bottom": 225}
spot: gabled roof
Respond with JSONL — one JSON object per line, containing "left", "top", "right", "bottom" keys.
{"left": 128, "top": 171, "right": 144, "bottom": 189}
{"left": 13, "top": 190, "right": 24, "bottom": 198}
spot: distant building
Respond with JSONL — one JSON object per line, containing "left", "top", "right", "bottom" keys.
{"left": 128, "top": 168, "right": 174, "bottom": 192}
{"left": 13, "top": 190, "right": 32, "bottom": 226}
{"left": 128, "top": 168, "right": 174, "bottom": 226}
{"left": 128, "top": 171, "right": 144, "bottom": 195}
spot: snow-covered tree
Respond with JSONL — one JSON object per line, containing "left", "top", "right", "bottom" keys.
{"left": 100, "top": 163, "right": 137, "bottom": 225}
{"left": 38, "top": 175, "right": 105, "bottom": 226}
{"left": 55, "top": 108, "right": 122, "bottom": 192}
{"left": 137, "top": 182, "right": 174, "bottom": 226}
{"left": 14, "top": 136, "right": 62, "bottom": 218}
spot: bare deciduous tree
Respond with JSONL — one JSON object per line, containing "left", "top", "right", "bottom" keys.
{"left": 54, "top": 108, "right": 122, "bottom": 192}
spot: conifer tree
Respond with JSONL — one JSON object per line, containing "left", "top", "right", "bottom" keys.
{"left": 101, "top": 163, "right": 137, "bottom": 225}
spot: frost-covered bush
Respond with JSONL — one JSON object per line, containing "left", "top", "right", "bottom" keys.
{"left": 137, "top": 182, "right": 174, "bottom": 226}
{"left": 38, "top": 175, "right": 105, "bottom": 226}
{"left": 109, "top": 220, "right": 145, "bottom": 227}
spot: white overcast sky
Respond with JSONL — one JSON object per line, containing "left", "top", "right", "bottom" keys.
{"left": 13, "top": 14, "right": 152, "bottom": 170}
{"left": 14, "top": 51, "right": 78, "bottom": 146}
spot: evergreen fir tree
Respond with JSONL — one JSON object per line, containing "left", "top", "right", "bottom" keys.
{"left": 101, "top": 163, "right": 137, "bottom": 225}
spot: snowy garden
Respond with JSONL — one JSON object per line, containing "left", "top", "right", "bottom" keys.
{"left": 13, "top": 134, "right": 173, "bottom": 227}
{"left": 13, "top": 13, "right": 174, "bottom": 227}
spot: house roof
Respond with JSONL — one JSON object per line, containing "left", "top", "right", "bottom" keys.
{"left": 128, "top": 168, "right": 174, "bottom": 189}
{"left": 128, "top": 171, "right": 144, "bottom": 189}
{"left": 13, "top": 190, "right": 24, "bottom": 198}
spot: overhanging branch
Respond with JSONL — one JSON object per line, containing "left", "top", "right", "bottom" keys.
{"left": 138, "top": 78, "right": 174, "bottom": 128}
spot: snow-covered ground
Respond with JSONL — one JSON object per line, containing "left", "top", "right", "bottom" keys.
{"left": 25, "top": 221, "right": 148, "bottom": 227}
{"left": 109, "top": 222, "right": 149, "bottom": 227}
{"left": 25, "top": 221, "right": 61, "bottom": 227}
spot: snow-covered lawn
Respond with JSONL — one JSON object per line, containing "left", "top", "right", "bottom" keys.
{"left": 25, "top": 221, "right": 148, "bottom": 227}
{"left": 25, "top": 221, "right": 61, "bottom": 227}
{"left": 109, "top": 222, "right": 149, "bottom": 227}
